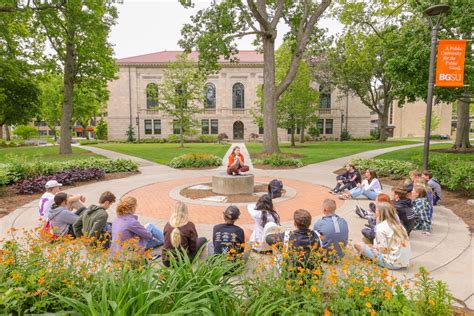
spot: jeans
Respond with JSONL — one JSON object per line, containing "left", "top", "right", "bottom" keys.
{"left": 350, "top": 188, "right": 378, "bottom": 200}
{"left": 362, "top": 244, "right": 401, "bottom": 270}
{"left": 145, "top": 224, "right": 165, "bottom": 250}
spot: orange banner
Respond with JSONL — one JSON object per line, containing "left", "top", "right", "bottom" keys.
{"left": 435, "top": 40, "right": 467, "bottom": 87}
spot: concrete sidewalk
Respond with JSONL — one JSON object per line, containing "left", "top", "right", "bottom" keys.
{"left": 2, "top": 141, "right": 472, "bottom": 309}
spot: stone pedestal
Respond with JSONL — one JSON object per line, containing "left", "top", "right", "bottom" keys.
{"left": 212, "top": 173, "right": 254, "bottom": 195}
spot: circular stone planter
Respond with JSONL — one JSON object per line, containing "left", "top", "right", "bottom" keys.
{"left": 212, "top": 172, "right": 254, "bottom": 195}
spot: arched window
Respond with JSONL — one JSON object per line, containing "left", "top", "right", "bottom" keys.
{"left": 319, "top": 84, "right": 331, "bottom": 109}
{"left": 204, "top": 83, "right": 216, "bottom": 108}
{"left": 232, "top": 83, "right": 245, "bottom": 109}
{"left": 146, "top": 83, "right": 158, "bottom": 108}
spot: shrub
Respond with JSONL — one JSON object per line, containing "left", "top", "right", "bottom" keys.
{"left": 198, "top": 135, "right": 218, "bottom": 143}
{"left": 79, "top": 139, "right": 99, "bottom": 145}
{"left": 218, "top": 133, "right": 228, "bottom": 144}
{"left": 169, "top": 153, "right": 222, "bottom": 168}
{"left": 2, "top": 157, "right": 138, "bottom": 185}
{"left": 126, "top": 125, "right": 135, "bottom": 142}
{"left": 308, "top": 127, "right": 320, "bottom": 139}
{"left": 249, "top": 133, "right": 259, "bottom": 142}
{"left": 341, "top": 129, "right": 352, "bottom": 141}
{"left": 14, "top": 168, "right": 105, "bottom": 194}
{"left": 94, "top": 120, "right": 108, "bottom": 140}
{"left": 370, "top": 128, "right": 380, "bottom": 140}
{"left": 167, "top": 134, "right": 180, "bottom": 143}
{"left": 351, "top": 158, "right": 416, "bottom": 178}
{"left": 254, "top": 154, "right": 303, "bottom": 168}
{"left": 139, "top": 138, "right": 166, "bottom": 143}
{"left": 13, "top": 125, "right": 37, "bottom": 140}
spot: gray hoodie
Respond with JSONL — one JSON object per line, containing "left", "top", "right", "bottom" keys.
{"left": 47, "top": 206, "right": 79, "bottom": 236}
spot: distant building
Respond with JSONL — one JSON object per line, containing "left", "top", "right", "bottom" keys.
{"left": 106, "top": 50, "right": 452, "bottom": 141}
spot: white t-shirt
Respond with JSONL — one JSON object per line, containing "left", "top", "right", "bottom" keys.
{"left": 247, "top": 204, "right": 277, "bottom": 251}
{"left": 361, "top": 179, "right": 382, "bottom": 193}
{"left": 374, "top": 221, "right": 410, "bottom": 268}
{"left": 38, "top": 192, "right": 55, "bottom": 219}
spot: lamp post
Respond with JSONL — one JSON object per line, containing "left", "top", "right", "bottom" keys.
{"left": 423, "top": 4, "right": 450, "bottom": 170}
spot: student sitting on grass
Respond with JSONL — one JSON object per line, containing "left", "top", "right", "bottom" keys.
{"left": 314, "top": 199, "right": 349, "bottom": 260}
{"left": 111, "top": 196, "right": 164, "bottom": 258}
{"left": 341, "top": 169, "right": 382, "bottom": 201}
{"left": 209, "top": 206, "right": 247, "bottom": 260}
{"left": 73, "top": 191, "right": 116, "bottom": 248}
{"left": 163, "top": 202, "right": 207, "bottom": 267}
{"left": 412, "top": 185, "right": 432, "bottom": 235}
{"left": 247, "top": 194, "right": 281, "bottom": 253}
{"left": 266, "top": 209, "right": 322, "bottom": 274}
{"left": 355, "top": 202, "right": 410, "bottom": 270}
{"left": 46, "top": 192, "right": 84, "bottom": 238}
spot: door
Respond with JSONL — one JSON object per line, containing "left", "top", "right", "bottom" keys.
{"left": 233, "top": 121, "right": 244, "bottom": 140}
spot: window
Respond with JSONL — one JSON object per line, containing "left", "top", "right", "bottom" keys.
{"left": 259, "top": 126, "right": 264, "bottom": 134}
{"left": 34, "top": 120, "right": 47, "bottom": 127}
{"left": 39, "top": 130, "right": 47, "bottom": 136}
{"left": 211, "top": 119, "right": 218, "bottom": 134}
{"left": 153, "top": 120, "right": 161, "bottom": 134}
{"left": 389, "top": 103, "right": 393, "bottom": 125}
{"left": 319, "top": 84, "right": 331, "bottom": 109}
{"left": 201, "top": 119, "right": 209, "bottom": 134}
{"left": 173, "top": 120, "right": 180, "bottom": 134}
{"left": 144, "top": 120, "right": 152, "bottom": 135}
{"left": 204, "top": 83, "right": 216, "bottom": 108}
{"left": 317, "top": 119, "right": 324, "bottom": 133}
{"left": 325, "top": 119, "right": 333, "bottom": 134}
{"left": 146, "top": 83, "right": 158, "bottom": 108}
{"left": 232, "top": 83, "right": 245, "bottom": 108}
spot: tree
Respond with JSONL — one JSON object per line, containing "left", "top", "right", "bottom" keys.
{"left": 35, "top": 0, "right": 117, "bottom": 154}
{"left": 254, "top": 40, "right": 319, "bottom": 147}
{"left": 73, "top": 84, "right": 107, "bottom": 140}
{"left": 13, "top": 125, "right": 37, "bottom": 140}
{"left": 37, "top": 73, "right": 63, "bottom": 141}
{"left": 155, "top": 54, "right": 205, "bottom": 148}
{"left": 95, "top": 120, "right": 107, "bottom": 140}
{"left": 421, "top": 113, "right": 440, "bottom": 134}
{"left": 179, "top": 0, "right": 331, "bottom": 154}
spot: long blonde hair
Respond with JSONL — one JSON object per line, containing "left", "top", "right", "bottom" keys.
{"left": 169, "top": 202, "right": 189, "bottom": 248}
{"left": 376, "top": 202, "right": 409, "bottom": 246}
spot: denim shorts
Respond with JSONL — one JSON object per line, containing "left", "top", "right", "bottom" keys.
{"left": 362, "top": 244, "right": 402, "bottom": 270}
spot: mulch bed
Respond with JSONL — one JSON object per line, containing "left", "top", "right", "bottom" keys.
{"left": 180, "top": 183, "right": 285, "bottom": 203}
{"left": 0, "top": 172, "right": 139, "bottom": 219}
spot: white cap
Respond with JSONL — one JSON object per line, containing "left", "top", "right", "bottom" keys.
{"left": 45, "top": 180, "right": 63, "bottom": 189}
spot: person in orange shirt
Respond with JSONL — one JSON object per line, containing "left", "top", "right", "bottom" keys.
{"left": 227, "top": 146, "right": 250, "bottom": 175}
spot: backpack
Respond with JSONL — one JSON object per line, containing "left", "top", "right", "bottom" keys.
{"left": 268, "top": 179, "right": 283, "bottom": 199}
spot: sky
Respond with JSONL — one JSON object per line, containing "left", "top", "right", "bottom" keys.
{"left": 110, "top": 0, "right": 344, "bottom": 59}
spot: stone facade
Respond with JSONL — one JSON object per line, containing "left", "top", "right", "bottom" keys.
{"left": 107, "top": 51, "right": 453, "bottom": 142}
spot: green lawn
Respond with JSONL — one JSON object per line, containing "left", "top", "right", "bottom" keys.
{"left": 375, "top": 143, "right": 474, "bottom": 162}
{"left": 93, "top": 143, "right": 231, "bottom": 164}
{"left": 247, "top": 140, "right": 420, "bottom": 165}
{"left": 0, "top": 146, "right": 103, "bottom": 163}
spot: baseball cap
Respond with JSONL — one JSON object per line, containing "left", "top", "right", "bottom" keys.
{"left": 224, "top": 206, "right": 240, "bottom": 221}
{"left": 45, "top": 180, "right": 63, "bottom": 189}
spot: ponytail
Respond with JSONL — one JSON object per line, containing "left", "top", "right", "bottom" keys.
{"left": 169, "top": 202, "right": 189, "bottom": 248}
{"left": 170, "top": 228, "right": 182, "bottom": 248}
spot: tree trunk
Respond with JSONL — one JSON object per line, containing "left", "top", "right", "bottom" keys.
{"left": 262, "top": 36, "right": 280, "bottom": 154}
{"left": 300, "top": 127, "right": 305, "bottom": 143}
{"left": 5, "top": 126, "right": 11, "bottom": 141}
{"left": 180, "top": 125, "right": 184, "bottom": 148}
{"left": 0, "top": 124, "right": 3, "bottom": 139}
{"left": 59, "top": 40, "right": 75, "bottom": 155}
{"left": 378, "top": 112, "right": 388, "bottom": 141}
{"left": 453, "top": 95, "right": 472, "bottom": 150}
{"left": 290, "top": 127, "right": 295, "bottom": 147}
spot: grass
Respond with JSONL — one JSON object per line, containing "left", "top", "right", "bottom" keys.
{"left": 93, "top": 143, "right": 230, "bottom": 164}
{"left": 246, "top": 140, "right": 420, "bottom": 165}
{"left": 375, "top": 143, "right": 474, "bottom": 162}
{"left": 0, "top": 146, "right": 103, "bottom": 163}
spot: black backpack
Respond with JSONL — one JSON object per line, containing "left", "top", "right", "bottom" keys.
{"left": 268, "top": 179, "right": 283, "bottom": 199}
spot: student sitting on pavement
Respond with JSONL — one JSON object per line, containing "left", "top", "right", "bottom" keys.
{"left": 266, "top": 209, "right": 322, "bottom": 275}
{"left": 355, "top": 202, "right": 410, "bottom": 270}
{"left": 73, "top": 191, "right": 116, "bottom": 248}
{"left": 341, "top": 169, "right": 382, "bottom": 201}
{"left": 330, "top": 163, "right": 362, "bottom": 194}
{"left": 247, "top": 194, "right": 281, "bottom": 253}
{"left": 162, "top": 202, "right": 207, "bottom": 267}
{"left": 209, "top": 205, "right": 247, "bottom": 260}
{"left": 46, "top": 193, "right": 85, "bottom": 238}
{"left": 39, "top": 180, "right": 86, "bottom": 220}
{"left": 313, "top": 199, "right": 349, "bottom": 260}
{"left": 392, "top": 186, "right": 416, "bottom": 236}
{"left": 412, "top": 185, "right": 432, "bottom": 235}
{"left": 356, "top": 194, "right": 391, "bottom": 244}
{"left": 422, "top": 170, "right": 442, "bottom": 206}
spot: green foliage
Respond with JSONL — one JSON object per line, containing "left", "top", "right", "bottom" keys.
{"left": 308, "top": 127, "right": 320, "bottom": 139}
{"left": 13, "top": 125, "right": 37, "bottom": 140}
{"left": 78, "top": 140, "right": 99, "bottom": 146}
{"left": 351, "top": 158, "right": 416, "bottom": 178}
{"left": 169, "top": 153, "right": 222, "bottom": 168}
{"left": 1, "top": 157, "right": 137, "bottom": 184}
{"left": 94, "top": 120, "right": 108, "bottom": 140}
{"left": 370, "top": 129, "right": 380, "bottom": 140}
{"left": 197, "top": 135, "right": 218, "bottom": 143}
{"left": 138, "top": 138, "right": 166, "bottom": 144}
{"left": 166, "top": 134, "right": 180, "bottom": 143}
{"left": 37, "top": 73, "right": 62, "bottom": 138}
{"left": 254, "top": 154, "right": 303, "bottom": 168}
{"left": 341, "top": 129, "right": 352, "bottom": 141}
{"left": 125, "top": 125, "right": 135, "bottom": 142}
{"left": 421, "top": 114, "right": 440, "bottom": 134}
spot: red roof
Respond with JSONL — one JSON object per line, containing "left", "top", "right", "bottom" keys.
{"left": 117, "top": 50, "right": 263, "bottom": 64}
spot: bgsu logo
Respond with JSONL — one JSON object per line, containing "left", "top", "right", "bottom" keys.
{"left": 439, "top": 74, "right": 462, "bottom": 81}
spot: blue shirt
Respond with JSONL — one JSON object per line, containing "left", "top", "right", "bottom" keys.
{"left": 314, "top": 215, "right": 349, "bottom": 258}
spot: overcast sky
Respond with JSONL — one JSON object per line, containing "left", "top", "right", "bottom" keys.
{"left": 110, "top": 0, "right": 343, "bottom": 59}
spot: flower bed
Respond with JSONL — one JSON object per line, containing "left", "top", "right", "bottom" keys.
{"left": 169, "top": 153, "right": 222, "bottom": 168}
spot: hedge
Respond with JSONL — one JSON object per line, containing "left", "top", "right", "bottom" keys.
{"left": 169, "top": 153, "right": 222, "bottom": 168}
{"left": 254, "top": 154, "right": 303, "bottom": 168}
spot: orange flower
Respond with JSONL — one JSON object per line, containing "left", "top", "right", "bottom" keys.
{"left": 38, "top": 277, "right": 45, "bottom": 285}
{"left": 365, "top": 302, "right": 372, "bottom": 308}
{"left": 310, "top": 285, "right": 317, "bottom": 293}
{"left": 313, "top": 269, "right": 322, "bottom": 276}
{"left": 347, "top": 287, "right": 353, "bottom": 295}
{"left": 428, "top": 299, "right": 435, "bottom": 305}
{"left": 384, "top": 291, "right": 392, "bottom": 299}
{"left": 370, "top": 309, "right": 376, "bottom": 316}
{"left": 363, "top": 286, "right": 370, "bottom": 293}
{"left": 359, "top": 291, "right": 366, "bottom": 297}
{"left": 324, "top": 309, "right": 330, "bottom": 316}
